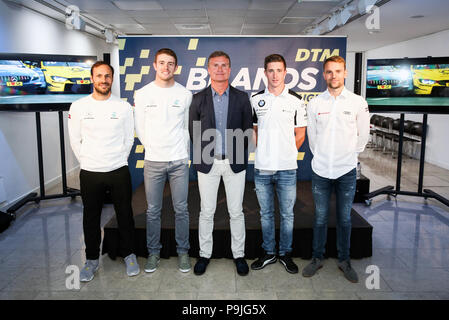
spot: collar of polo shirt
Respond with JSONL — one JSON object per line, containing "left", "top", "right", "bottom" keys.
{"left": 264, "top": 85, "right": 289, "bottom": 97}
{"left": 323, "top": 86, "right": 350, "bottom": 100}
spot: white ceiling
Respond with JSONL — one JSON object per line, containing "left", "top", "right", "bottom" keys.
{"left": 329, "top": 0, "right": 449, "bottom": 51}
{"left": 53, "top": 0, "right": 353, "bottom": 35}
{"left": 11, "top": 0, "right": 449, "bottom": 52}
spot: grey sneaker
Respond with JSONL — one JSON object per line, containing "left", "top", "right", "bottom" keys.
{"left": 144, "top": 254, "right": 160, "bottom": 273}
{"left": 178, "top": 253, "right": 191, "bottom": 273}
{"left": 337, "top": 260, "right": 359, "bottom": 283}
{"left": 302, "top": 258, "right": 323, "bottom": 277}
{"left": 124, "top": 253, "right": 140, "bottom": 277}
{"left": 80, "top": 259, "right": 99, "bottom": 282}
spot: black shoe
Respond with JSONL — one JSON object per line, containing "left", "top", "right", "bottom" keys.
{"left": 194, "top": 257, "right": 210, "bottom": 275}
{"left": 250, "top": 252, "right": 277, "bottom": 270}
{"left": 234, "top": 258, "right": 249, "bottom": 276}
{"left": 279, "top": 253, "right": 298, "bottom": 274}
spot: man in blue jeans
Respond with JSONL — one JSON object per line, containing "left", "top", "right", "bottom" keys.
{"left": 302, "top": 56, "right": 370, "bottom": 283}
{"left": 250, "top": 54, "right": 307, "bottom": 274}
{"left": 134, "top": 48, "right": 193, "bottom": 273}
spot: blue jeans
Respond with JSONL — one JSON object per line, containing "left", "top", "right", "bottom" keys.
{"left": 144, "top": 159, "right": 190, "bottom": 255}
{"left": 254, "top": 169, "right": 297, "bottom": 256}
{"left": 311, "top": 169, "right": 357, "bottom": 262}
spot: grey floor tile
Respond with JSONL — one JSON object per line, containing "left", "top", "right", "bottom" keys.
{"left": 420, "top": 221, "right": 449, "bottom": 235}
{"left": 403, "top": 175, "right": 449, "bottom": 188}
{"left": 0, "top": 290, "right": 40, "bottom": 300}
{"left": 371, "top": 232, "right": 420, "bottom": 249}
{"left": 117, "top": 291, "right": 198, "bottom": 300}
{"left": 379, "top": 268, "right": 449, "bottom": 292}
{"left": 121, "top": 271, "right": 164, "bottom": 292}
{"left": 350, "top": 249, "right": 409, "bottom": 269}
{"left": 277, "top": 290, "right": 360, "bottom": 300}
{"left": 356, "top": 291, "right": 442, "bottom": 300}
{"left": 406, "top": 233, "right": 449, "bottom": 249}
{"left": 0, "top": 246, "right": 18, "bottom": 265}
{"left": 196, "top": 292, "right": 277, "bottom": 300}
{"left": 1, "top": 248, "right": 73, "bottom": 271}
{"left": 159, "top": 258, "right": 236, "bottom": 293}
{"left": 72, "top": 290, "right": 120, "bottom": 300}
{"left": 434, "top": 291, "right": 449, "bottom": 299}
{"left": 6, "top": 267, "right": 70, "bottom": 292}
{"left": 394, "top": 248, "right": 449, "bottom": 269}
{"left": 34, "top": 290, "right": 84, "bottom": 300}
{"left": 0, "top": 266, "right": 27, "bottom": 290}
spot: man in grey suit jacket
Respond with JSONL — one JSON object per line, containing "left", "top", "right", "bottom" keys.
{"left": 189, "top": 51, "right": 253, "bottom": 276}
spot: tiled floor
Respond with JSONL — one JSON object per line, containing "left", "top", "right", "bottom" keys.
{"left": 0, "top": 146, "right": 449, "bottom": 300}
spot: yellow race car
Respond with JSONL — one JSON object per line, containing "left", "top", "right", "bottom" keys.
{"left": 41, "top": 61, "right": 92, "bottom": 93}
{"left": 411, "top": 64, "right": 449, "bottom": 96}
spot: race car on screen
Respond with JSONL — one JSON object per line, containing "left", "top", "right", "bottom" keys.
{"left": 411, "top": 64, "right": 449, "bottom": 96}
{"left": 0, "top": 60, "right": 44, "bottom": 95}
{"left": 41, "top": 61, "right": 92, "bottom": 93}
{"left": 366, "top": 65, "right": 413, "bottom": 97}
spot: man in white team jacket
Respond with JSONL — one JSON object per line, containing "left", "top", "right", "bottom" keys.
{"left": 68, "top": 61, "right": 139, "bottom": 282}
{"left": 133, "top": 48, "right": 193, "bottom": 273}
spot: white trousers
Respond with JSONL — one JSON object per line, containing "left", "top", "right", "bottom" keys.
{"left": 197, "top": 159, "right": 246, "bottom": 259}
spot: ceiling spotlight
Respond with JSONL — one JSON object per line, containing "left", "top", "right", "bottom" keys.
{"left": 337, "top": 6, "right": 353, "bottom": 26}
{"left": 309, "top": 25, "right": 323, "bottom": 35}
{"left": 104, "top": 28, "right": 115, "bottom": 43}
{"left": 357, "top": 0, "right": 378, "bottom": 15}
{"left": 327, "top": 14, "right": 338, "bottom": 31}
{"left": 65, "top": 5, "right": 86, "bottom": 31}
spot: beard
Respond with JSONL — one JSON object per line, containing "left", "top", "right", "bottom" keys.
{"left": 327, "top": 80, "right": 343, "bottom": 90}
{"left": 94, "top": 83, "right": 111, "bottom": 95}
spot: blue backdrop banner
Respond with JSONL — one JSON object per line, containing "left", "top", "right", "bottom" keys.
{"left": 117, "top": 36, "right": 347, "bottom": 191}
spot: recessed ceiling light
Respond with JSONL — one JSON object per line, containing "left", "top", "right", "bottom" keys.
{"left": 175, "top": 24, "right": 210, "bottom": 30}
{"left": 113, "top": 1, "right": 162, "bottom": 11}
{"left": 410, "top": 15, "right": 424, "bottom": 19}
{"left": 280, "top": 17, "right": 314, "bottom": 24}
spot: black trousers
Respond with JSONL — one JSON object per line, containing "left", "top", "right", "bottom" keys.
{"left": 80, "top": 166, "right": 135, "bottom": 260}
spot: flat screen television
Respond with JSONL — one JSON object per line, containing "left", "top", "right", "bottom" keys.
{"left": 366, "top": 56, "right": 449, "bottom": 98}
{"left": 0, "top": 53, "right": 96, "bottom": 98}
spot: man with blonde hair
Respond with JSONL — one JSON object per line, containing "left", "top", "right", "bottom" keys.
{"left": 302, "top": 56, "right": 370, "bottom": 283}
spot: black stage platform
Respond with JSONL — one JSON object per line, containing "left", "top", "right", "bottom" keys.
{"left": 102, "top": 181, "right": 372, "bottom": 260}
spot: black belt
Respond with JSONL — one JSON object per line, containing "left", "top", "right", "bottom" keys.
{"left": 214, "top": 154, "right": 228, "bottom": 160}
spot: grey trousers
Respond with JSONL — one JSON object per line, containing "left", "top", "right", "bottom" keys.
{"left": 144, "top": 159, "right": 190, "bottom": 255}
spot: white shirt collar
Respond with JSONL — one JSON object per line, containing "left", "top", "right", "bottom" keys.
{"left": 323, "top": 86, "right": 350, "bottom": 99}
{"left": 264, "top": 85, "right": 289, "bottom": 97}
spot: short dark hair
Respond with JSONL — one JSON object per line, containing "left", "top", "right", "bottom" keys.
{"left": 154, "top": 48, "right": 178, "bottom": 66}
{"left": 208, "top": 51, "right": 231, "bottom": 67}
{"left": 91, "top": 61, "right": 114, "bottom": 77}
{"left": 264, "top": 54, "right": 286, "bottom": 70}
{"left": 323, "top": 55, "right": 346, "bottom": 70}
